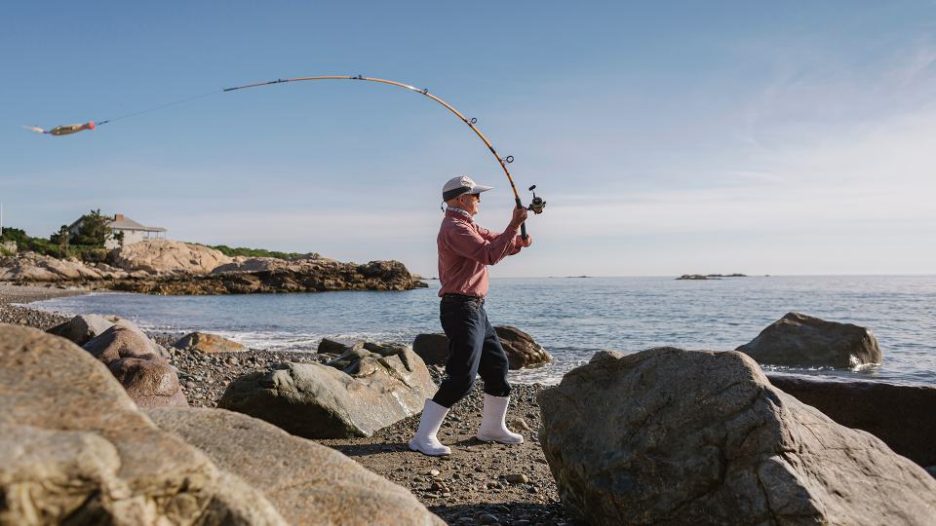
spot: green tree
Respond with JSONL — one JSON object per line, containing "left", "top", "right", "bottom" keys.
{"left": 50, "top": 225, "right": 70, "bottom": 251}
{"left": 72, "top": 209, "right": 112, "bottom": 247}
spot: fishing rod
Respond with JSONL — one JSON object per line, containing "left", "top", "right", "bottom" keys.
{"left": 26, "top": 74, "right": 546, "bottom": 237}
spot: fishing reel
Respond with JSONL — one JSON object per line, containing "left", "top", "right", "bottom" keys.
{"left": 527, "top": 185, "right": 546, "bottom": 214}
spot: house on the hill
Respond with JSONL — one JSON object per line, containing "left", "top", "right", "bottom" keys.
{"left": 69, "top": 213, "right": 167, "bottom": 249}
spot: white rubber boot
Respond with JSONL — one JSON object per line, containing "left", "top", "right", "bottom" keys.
{"left": 476, "top": 394, "right": 524, "bottom": 444}
{"left": 408, "top": 399, "right": 452, "bottom": 456}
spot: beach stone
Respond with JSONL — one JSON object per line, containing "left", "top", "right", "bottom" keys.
{"left": 737, "top": 312, "right": 882, "bottom": 368}
{"left": 538, "top": 347, "right": 936, "bottom": 525}
{"left": 768, "top": 374, "right": 936, "bottom": 467}
{"left": 318, "top": 336, "right": 364, "bottom": 355}
{"left": 0, "top": 324, "right": 286, "bottom": 525}
{"left": 84, "top": 324, "right": 188, "bottom": 408}
{"left": 219, "top": 343, "right": 435, "bottom": 438}
{"left": 148, "top": 407, "right": 444, "bottom": 525}
{"left": 412, "top": 327, "right": 551, "bottom": 370}
{"left": 174, "top": 331, "right": 247, "bottom": 354}
{"left": 46, "top": 313, "right": 115, "bottom": 345}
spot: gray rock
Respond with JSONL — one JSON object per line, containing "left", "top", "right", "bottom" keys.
{"left": 46, "top": 313, "right": 115, "bottom": 345}
{"left": 318, "top": 336, "right": 364, "bottom": 355}
{"left": 737, "top": 312, "right": 882, "bottom": 368}
{"left": 769, "top": 374, "right": 936, "bottom": 467}
{"left": 174, "top": 331, "right": 247, "bottom": 354}
{"left": 148, "top": 407, "right": 445, "bottom": 525}
{"left": 219, "top": 344, "right": 435, "bottom": 438}
{"left": 84, "top": 324, "right": 188, "bottom": 408}
{"left": 0, "top": 323, "right": 286, "bottom": 525}
{"left": 538, "top": 347, "right": 936, "bottom": 525}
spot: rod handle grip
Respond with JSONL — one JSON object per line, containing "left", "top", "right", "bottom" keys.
{"left": 515, "top": 197, "right": 528, "bottom": 240}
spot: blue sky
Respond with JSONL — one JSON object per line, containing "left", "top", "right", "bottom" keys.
{"left": 2, "top": 2, "right": 935, "bottom": 277}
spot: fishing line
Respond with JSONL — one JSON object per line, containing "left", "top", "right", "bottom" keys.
{"left": 26, "top": 74, "right": 546, "bottom": 236}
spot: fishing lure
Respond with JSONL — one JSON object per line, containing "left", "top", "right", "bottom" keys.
{"left": 24, "top": 121, "right": 96, "bottom": 136}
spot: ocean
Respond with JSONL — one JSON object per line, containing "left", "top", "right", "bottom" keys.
{"left": 29, "top": 275, "right": 936, "bottom": 386}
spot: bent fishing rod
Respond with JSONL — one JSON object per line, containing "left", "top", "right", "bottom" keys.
{"left": 27, "top": 74, "right": 546, "bottom": 237}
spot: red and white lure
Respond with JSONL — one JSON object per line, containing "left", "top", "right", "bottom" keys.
{"left": 24, "top": 121, "right": 96, "bottom": 136}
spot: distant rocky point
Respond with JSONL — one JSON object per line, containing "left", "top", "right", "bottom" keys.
{"left": 0, "top": 240, "right": 427, "bottom": 295}
{"left": 676, "top": 273, "right": 748, "bottom": 280}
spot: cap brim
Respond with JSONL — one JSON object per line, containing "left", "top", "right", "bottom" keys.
{"left": 467, "top": 185, "right": 494, "bottom": 194}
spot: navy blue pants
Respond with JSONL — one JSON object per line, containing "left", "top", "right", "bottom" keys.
{"left": 432, "top": 295, "right": 511, "bottom": 408}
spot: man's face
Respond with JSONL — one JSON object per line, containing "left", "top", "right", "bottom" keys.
{"left": 459, "top": 193, "right": 480, "bottom": 216}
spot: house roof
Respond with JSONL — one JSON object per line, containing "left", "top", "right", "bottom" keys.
{"left": 108, "top": 215, "right": 166, "bottom": 232}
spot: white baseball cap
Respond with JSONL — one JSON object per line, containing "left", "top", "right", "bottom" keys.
{"left": 442, "top": 175, "right": 494, "bottom": 201}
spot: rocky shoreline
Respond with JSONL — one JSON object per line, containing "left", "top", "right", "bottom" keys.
{"left": 4, "top": 284, "right": 935, "bottom": 525}
{"left": 0, "top": 284, "right": 576, "bottom": 525}
{"left": 0, "top": 241, "right": 428, "bottom": 295}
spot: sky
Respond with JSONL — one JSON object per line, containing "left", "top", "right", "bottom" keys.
{"left": 2, "top": 2, "right": 935, "bottom": 277}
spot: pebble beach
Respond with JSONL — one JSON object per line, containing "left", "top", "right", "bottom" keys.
{"left": 0, "top": 284, "right": 576, "bottom": 525}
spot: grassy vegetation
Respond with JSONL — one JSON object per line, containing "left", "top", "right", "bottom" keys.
{"left": 1, "top": 226, "right": 108, "bottom": 262}
{"left": 207, "top": 245, "right": 319, "bottom": 260}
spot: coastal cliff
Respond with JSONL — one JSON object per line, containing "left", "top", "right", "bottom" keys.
{"left": 0, "top": 240, "right": 426, "bottom": 294}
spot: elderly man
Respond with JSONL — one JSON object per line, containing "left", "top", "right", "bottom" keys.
{"left": 409, "top": 175, "right": 533, "bottom": 456}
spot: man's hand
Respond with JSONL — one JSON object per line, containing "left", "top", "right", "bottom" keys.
{"left": 518, "top": 234, "right": 533, "bottom": 248}
{"left": 509, "top": 206, "right": 528, "bottom": 231}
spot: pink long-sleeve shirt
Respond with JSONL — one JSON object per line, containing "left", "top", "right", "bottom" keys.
{"left": 438, "top": 208, "right": 523, "bottom": 298}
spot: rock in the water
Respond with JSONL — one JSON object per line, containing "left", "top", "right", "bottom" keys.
{"left": 84, "top": 324, "right": 188, "bottom": 408}
{"left": 413, "top": 333, "right": 450, "bottom": 366}
{"left": 412, "top": 327, "right": 551, "bottom": 370}
{"left": 219, "top": 344, "right": 435, "bottom": 438}
{"left": 174, "top": 331, "right": 247, "bottom": 354}
{"left": 0, "top": 324, "right": 286, "bottom": 525}
{"left": 538, "top": 347, "right": 936, "bottom": 525}
{"left": 737, "top": 312, "right": 882, "bottom": 368}
{"left": 47, "top": 313, "right": 116, "bottom": 345}
{"left": 109, "top": 239, "right": 233, "bottom": 275}
{"left": 769, "top": 374, "right": 936, "bottom": 467}
{"left": 148, "top": 407, "right": 444, "bottom": 525}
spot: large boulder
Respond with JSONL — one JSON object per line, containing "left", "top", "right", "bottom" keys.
{"left": 412, "top": 326, "right": 551, "bottom": 369}
{"left": 47, "top": 313, "right": 116, "bottom": 345}
{"left": 0, "top": 324, "right": 286, "bottom": 525}
{"left": 737, "top": 312, "right": 882, "bottom": 368}
{"left": 318, "top": 336, "right": 364, "bottom": 355}
{"left": 47, "top": 314, "right": 170, "bottom": 359}
{"left": 769, "top": 374, "right": 936, "bottom": 467}
{"left": 0, "top": 252, "right": 126, "bottom": 282}
{"left": 84, "top": 324, "right": 188, "bottom": 408}
{"left": 174, "top": 331, "right": 247, "bottom": 354}
{"left": 109, "top": 239, "right": 233, "bottom": 276}
{"left": 219, "top": 344, "right": 435, "bottom": 438}
{"left": 538, "top": 347, "right": 936, "bottom": 525}
{"left": 148, "top": 407, "right": 444, "bottom": 525}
